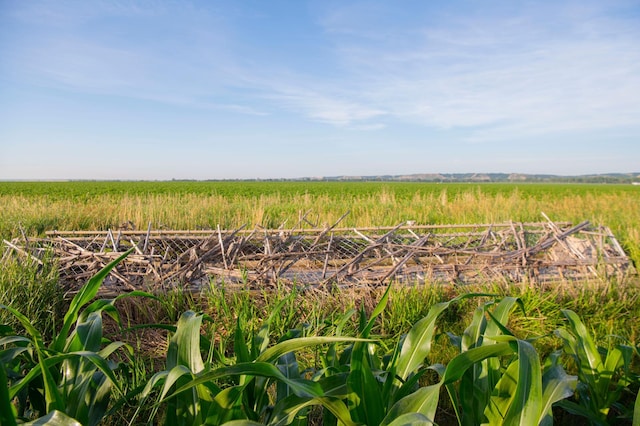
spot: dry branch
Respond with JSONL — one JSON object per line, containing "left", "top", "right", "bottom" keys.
{"left": 4, "top": 214, "right": 634, "bottom": 294}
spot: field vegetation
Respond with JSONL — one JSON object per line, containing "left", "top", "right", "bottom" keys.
{"left": 1, "top": 181, "right": 639, "bottom": 424}
{"left": 1, "top": 181, "right": 638, "bottom": 263}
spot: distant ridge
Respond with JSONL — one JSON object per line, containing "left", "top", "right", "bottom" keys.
{"left": 295, "top": 172, "right": 640, "bottom": 183}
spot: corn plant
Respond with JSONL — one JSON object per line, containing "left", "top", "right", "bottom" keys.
{"left": 0, "top": 249, "right": 155, "bottom": 425}
{"left": 135, "top": 302, "right": 367, "bottom": 425}
{"left": 432, "top": 298, "right": 576, "bottom": 425}
{"left": 555, "top": 309, "right": 638, "bottom": 425}
{"left": 319, "top": 285, "right": 501, "bottom": 425}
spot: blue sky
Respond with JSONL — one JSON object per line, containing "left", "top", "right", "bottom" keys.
{"left": 1, "top": 0, "right": 639, "bottom": 180}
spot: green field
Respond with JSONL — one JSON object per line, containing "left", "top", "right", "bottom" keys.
{"left": 1, "top": 181, "right": 639, "bottom": 265}
{"left": 1, "top": 181, "right": 639, "bottom": 425}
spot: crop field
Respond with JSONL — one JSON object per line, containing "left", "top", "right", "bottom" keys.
{"left": 1, "top": 181, "right": 639, "bottom": 425}
{"left": 1, "top": 181, "right": 639, "bottom": 259}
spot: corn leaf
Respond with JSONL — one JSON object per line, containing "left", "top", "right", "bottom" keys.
{"left": 382, "top": 412, "right": 435, "bottom": 426}
{"left": 167, "top": 310, "right": 205, "bottom": 374}
{"left": 0, "top": 302, "right": 63, "bottom": 413}
{"left": 558, "top": 310, "right": 602, "bottom": 384}
{"left": 483, "top": 339, "right": 542, "bottom": 426}
{"left": 461, "top": 306, "right": 487, "bottom": 352}
{"left": 171, "top": 362, "right": 324, "bottom": 400}
{"left": 269, "top": 395, "right": 356, "bottom": 426}
{"left": 204, "top": 385, "right": 245, "bottom": 424}
{"left": 394, "top": 301, "right": 450, "bottom": 384}
{"left": 484, "top": 358, "right": 519, "bottom": 424}
{"left": 0, "top": 362, "right": 17, "bottom": 426}
{"left": 257, "top": 336, "right": 372, "bottom": 364}
{"left": 348, "top": 342, "right": 384, "bottom": 425}
{"left": 276, "top": 351, "right": 300, "bottom": 400}
{"left": 23, "top": 410, "right": 82, "bottom": 426}
{"left": 54, "top": 249, "right": 133, "bottom": 352}
{"left": 316, "top": 373, "right": 350, "bottom": 398}
{"left": 599, "top": 346, "right": 624, "bottom": 400}
{"left": 632, "top": 389, "right": 640, "bottom": 426}
{"left": 395, "top": 293, "right": 494, "bottom": 385}
{"left": 380, "top": 384, "right": 441, "bottom": 426}
{"left": 442, "top": 342, "right": 515, "bottom": 385}
{"left": 458, "top": 306, "right": 488, "bottom": 426}
{"left": 539, "top": 365, "right": 577, "bottom": 426}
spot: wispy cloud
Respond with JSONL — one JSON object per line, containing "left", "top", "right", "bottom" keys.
{"left": 2, "top": 0, "right": 266, "bottom": 115}
{"left": 305, "top": 1, "right": 640, "bottom": 139}
{"left": 3, "top": 0, "right": 640, "bottom": 138}
{"left": 260, "top": 84, "right": 386, "bottom": 126}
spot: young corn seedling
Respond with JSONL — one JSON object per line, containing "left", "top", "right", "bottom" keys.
{"left": 0, "top": 249, "right": 152, "bottom": 425}
{"left": 439, "top": 297, "right": 577, "bottom": 426}
{"left": 555, "top": 309, "right": 638, "bottom": 425}
{"left": 136, "top": 295, "right": 366, "bottom": 425}
{"left": 338, "top": 285, "right": 500, "bottom": 425}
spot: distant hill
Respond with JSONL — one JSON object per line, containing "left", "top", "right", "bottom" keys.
{"left": 298, "top": 172, "right": 640, "bottom": 184}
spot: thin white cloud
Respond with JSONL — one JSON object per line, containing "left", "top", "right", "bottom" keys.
{"left": 263, "top": 86, "right": 386, "bottom": 126}
{"left": 3, "top": 0, "right": 640, "bottom": 139}
{"left": 2, "top": 0, "right": 266, "bottom": 116}
{"left": 306, "top": 1, "right": 640, "bottom": 138}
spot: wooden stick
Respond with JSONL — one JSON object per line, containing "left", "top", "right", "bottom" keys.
{"left": 44, "top": 221, "right": 574, "bottom": 236}
{"left": 142, "top": 222, "right": 152, "bottom": 253}
{"left": 107, "top": 229, "right": 117, "bottom": 251}
{"left": 58, "top": 237, "right": 90, "bottom": 254}
{"left": 3, "top": 239, "right": 43, "bottom": 265}
{"left": 217, "top": 225, "right": 229, "bottom": 269}
{"left": 129, "top": 239, "right": 144, "bottom": 255}
{"left": 322, "top": 233, "right": 334, "bottom": 279}
{"left": 19, "top": 224, "right": 29, "bottom": 250}
{"left": 311, "top": 210, "right": 350, "bottom": 246}
{"left": 604, "top": 226, "right": 627, "bottom": 258}
{"left": 379, "top": 234, "right": 430, "bottom": 282}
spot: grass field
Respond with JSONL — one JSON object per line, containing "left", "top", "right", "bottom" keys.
{"left": 1, "top": 181, "right": 639, "bottom": 424}
{"left": 1, "top": 181, "right": 639, "bottom": 264}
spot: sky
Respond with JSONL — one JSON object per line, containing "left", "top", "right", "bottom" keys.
{"left": 1, "top": 0, "right": 639, "bottom": 180}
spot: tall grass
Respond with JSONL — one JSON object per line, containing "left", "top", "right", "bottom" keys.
{"left": 0, "top": 254, "right": 62, "bottom": 339}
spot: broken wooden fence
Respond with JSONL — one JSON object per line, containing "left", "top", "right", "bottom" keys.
{"left": 2, "top": 216, "right": 635, "bottom": 294}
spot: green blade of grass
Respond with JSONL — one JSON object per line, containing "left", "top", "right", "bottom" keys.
{"left": 235, "top": 317, "right": 251, "bottom": 364}
{"left": 361, "top": 283, "right": 392, "bottom": 338}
